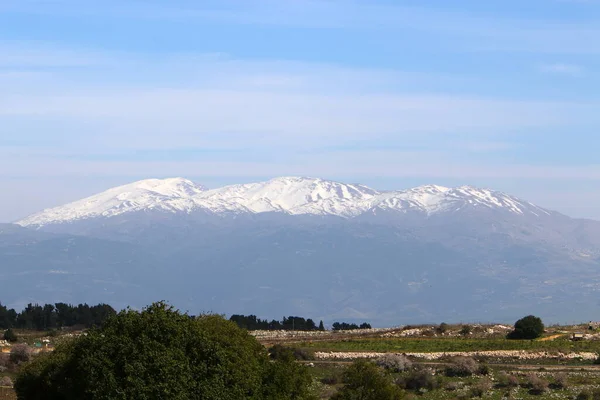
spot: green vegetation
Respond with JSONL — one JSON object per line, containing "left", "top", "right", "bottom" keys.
{"left": 230, "top": 314, "right": 320, "bottom": 331}
{"left": 330, "top": 360, "right": 403, "bottom": 400}
{"left": 14, "top": 302, "right": 316, "bottom": 400}
{"left": 508, "top": 315, "right": 545, "bottom": 340}
{"left": 3, "top": 329, "right": 17, "bottom": 343}
{"left": 0, "top": 302, "right": 115, "bottom": 331}
{"left": 332, "top": 322, "right": 372, "bottom": 331}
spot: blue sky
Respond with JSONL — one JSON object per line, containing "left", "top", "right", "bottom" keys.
{"left": 2, "top": 0, "right": 600, "bottom": 221}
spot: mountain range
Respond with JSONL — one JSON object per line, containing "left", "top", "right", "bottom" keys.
{"left": 2, "top": 177, "right": 600, "bottom": 325}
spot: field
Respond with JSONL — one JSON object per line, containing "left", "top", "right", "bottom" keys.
{"left": 5, "top": 323, "right": 600, "bottom": 398}
{"left": 256, "top": 323, "right": 600, "bottom": 399}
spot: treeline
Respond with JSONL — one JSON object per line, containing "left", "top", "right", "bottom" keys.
{"left": 229, "top": 314, "right": 372, "bottom": 331}
{"left": 230, "top": 314, "right": 325, "bottom": 331}
{"left": 332, "top": 322, "right": 372, "bottom": 331}
{"left": 0, "top": 302, "right": 116, "bottom": 331}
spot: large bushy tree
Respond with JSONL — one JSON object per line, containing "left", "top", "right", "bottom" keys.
{"left": 15, "top": 302, "right": 315, "bottom": 400}
{"left": 507, "top": 315, "right": 544, "bottom": 339}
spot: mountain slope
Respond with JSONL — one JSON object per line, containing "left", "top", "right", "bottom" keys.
{"left": 18, "top": 178, "right": 207, "bottom": 227}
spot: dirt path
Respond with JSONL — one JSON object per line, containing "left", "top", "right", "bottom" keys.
{"left": 538, "top": 334, "right": 564, "bottom": 341}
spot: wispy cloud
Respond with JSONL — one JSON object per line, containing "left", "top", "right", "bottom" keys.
{"left": 539, "top": 63, "right": 584, "bottom": 76}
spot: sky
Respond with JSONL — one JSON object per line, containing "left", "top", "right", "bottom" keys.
{"left": 2, "top": 0, "right": 600, "bottom": 222}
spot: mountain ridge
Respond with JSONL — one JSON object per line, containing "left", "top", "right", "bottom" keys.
{"left": 17, "top": 176, "right": 555, "bottom": 227}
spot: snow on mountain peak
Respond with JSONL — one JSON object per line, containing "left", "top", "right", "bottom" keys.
{"left": 16, "top": 177, "right": 550, "bottom": 227}
{"left": 17, "top": 178, "right": 207, "bottom": 227}
{"left": 194, "top": 176, "right": 380, "bottom": 216}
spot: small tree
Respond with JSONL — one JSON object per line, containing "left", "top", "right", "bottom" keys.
{"left": 318, "top": 320, "right": 325, "bottom": 331}
{"left": 331, "top": 360, "right": 404, "bottom": 400}
{"left": 507, "top": 315, "right": 544, "bottom": 340}
{"left": 3, "top": 328, "right": 17, "bottom": 343}
{"left": 10, "top": 343, "right": 32, "bottom": 364}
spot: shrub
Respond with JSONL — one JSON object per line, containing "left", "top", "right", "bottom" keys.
{"left": 0, "top": 354, "right": 9, "bottom": 371}
{"left": 10, "top": 343, "right": 32, "bottom": 364}
{"left": 496, "top": 372, "right": 519, "bottom": 388}
{"left": 0, "top": 376, "right": 13, "bottom": 387}
{"left": 469, "top": 378, "right": 492, "bottom": 398}
{"left": 576, "top": 388, "right": 600, "bottom": 400}
{"left": 477, "top": 365, "right": 490, "bottom": 375}
{"left": 445, "top": 381, "right": 460, "bottom": 391}
{"left": 445, "top": 356, "right": 479, "bottom": 377}
{"left": 321, "top": 370, "right": 344, "bottom": 385}
{"left": 437, "top": 323, "right": 449, "bottom": 334}
{"left": 525, "top": 373, "right": 549, "bottom": 395}
{"left": 552, "top": 372, "right": 568, "bottom": 389}
{"left": 396, "top": 369, "right": 439, "bottom": 391}
{"left": 460, "top": 325, "right": 472, "bottom": 336}
{"left": 376, "top": 354, "right": 412, "bottom": 372}
{"left": 3, "top": 328, "right": 17, "bottom": 343}
{"left": 576, "top": 389, "right": 591, "bottom": 400}
{"left": 268, "top": 344, "right": 314, "bottom": 361}
{"left": 331, "top": 360, "right": 403, "bottom": 400}
{"left": 507, "top": 315, "right": 544, "bottom": 340}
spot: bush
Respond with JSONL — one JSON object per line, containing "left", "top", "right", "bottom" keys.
{"left": 376, "top": 354, "right": 412, "bottom": 372}
{"left": 10, "top": 343, "right": 32, "bottom": 364}
{"left": 437, "top": 323, "right": 449, "bottom": 334}
{"left": 445, "top": 356, "right": 479, "bottom": 377}
{"left": 576, "top": 388, "right": 600, "bottom": 400}
{"left": 0, "top": 376, "right": 13, "bottom": 387}
{"left": 444, "top": 381, "right": 460, "bottom": 391}
{"left": 3, "top": 328, "right": 17, "bottom": 343}
{"left": 507, "top": 315, "right": 544, "bottom": 340}
{"left": 496, "top": 372, "right": 519, "bottom": 388}
{"left": 552, "top": 372, "right": 568, "bottom": 389}
{"left": 477, "top": 365, "right": 490, "bottom": 376}
{"left": 331, "top": 360, "right": 403, "bottom": 400}
{"left": 0, "top": 354, "right": 9, "bottom": 372}
{"left": 525, "top": 373, "right": 549, "bottom": 395}
{"left": 268, "top": 344, "right": 314, "bottom": 361}
{"left": 469, "top": 378, "right": 492, "bottom": 398}
{"left": 396, "top": 369, "right": 439, "bottom": 391}
{"left": 460, "top": 325, "right": 472, "bottom": 336}
{"left": 15, "top": 302, "right": 315, "bottom": 400}
{"left": 321, "top": 370, "right": 344, "bottom": 385}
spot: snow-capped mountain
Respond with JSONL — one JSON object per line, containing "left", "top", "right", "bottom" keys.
{"left": 4, "top": 177, "right": 600, "bottom": 325}
{"left": 16, "top": 177, "right": 551, "bottom": 227}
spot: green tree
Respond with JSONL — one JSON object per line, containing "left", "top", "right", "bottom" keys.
{"left": 331, "top": 360, "right": 404, "bottom": 400}
{"left": 318, "top": 320, "right": 325, "bottom": 331}
{"left": 15, "top": 302, "right": 315, "bottom": 400}
{"left": 507, "top": 315, "right": 544, "bottom": 339}
{"left": 3, "top": 328, "right": 17, "bottom": 342}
